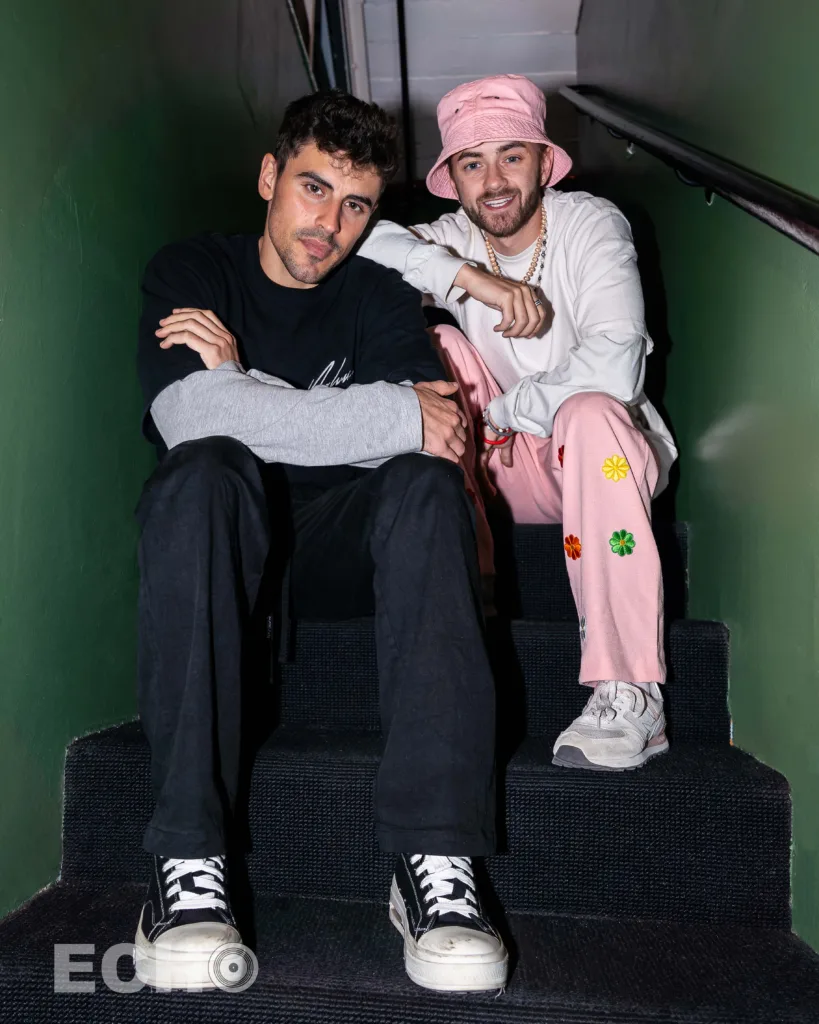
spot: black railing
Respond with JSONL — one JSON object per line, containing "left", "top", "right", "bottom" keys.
{"left": 560, "top": 86, "right": 819, "bottom": 256}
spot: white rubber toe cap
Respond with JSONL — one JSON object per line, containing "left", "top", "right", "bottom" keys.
{"left": 152, "top": 921, "right": 241, "bottom": 954}
{"left": 417, "top": 925, "right": 504, "bottom": 961}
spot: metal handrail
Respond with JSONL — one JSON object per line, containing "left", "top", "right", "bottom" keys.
{"left": 286, "top": 0, "right": 319, "bottom": 92}
{"left": 560, "top": 86, "right": 819, "bottom": 256}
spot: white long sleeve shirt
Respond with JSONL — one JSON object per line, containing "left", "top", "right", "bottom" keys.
{"left": 359, "top": 188, "right": 677, "bottom": 492}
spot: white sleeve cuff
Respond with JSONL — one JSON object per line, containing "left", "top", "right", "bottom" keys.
{"left": 405, "top": 249, "right": 471, "bottom": 304}
{"left": 486, "top": 395, "right": 513, "bottom": 432}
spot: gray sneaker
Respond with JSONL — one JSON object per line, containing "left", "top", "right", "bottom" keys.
{"left": 552, "top": 681, "right": 669, "bottom": 770}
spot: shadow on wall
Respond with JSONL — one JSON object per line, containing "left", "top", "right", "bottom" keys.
{"left": 147, "top": 0, "right": 314, "bottom": 237}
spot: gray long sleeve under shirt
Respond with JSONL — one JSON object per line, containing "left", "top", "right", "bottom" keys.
{"left": 150, "top": 360, "right": 424, "bottom": 468}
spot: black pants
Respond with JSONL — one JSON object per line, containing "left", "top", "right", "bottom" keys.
{"left": 136, "top": 437, "right": 497, "bottom": 860}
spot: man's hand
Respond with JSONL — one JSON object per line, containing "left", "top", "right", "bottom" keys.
{"left": 413, "top": 381, "right": 468, "bottom": 464}
{"left": 454, "top": 264, "right": 547, "bottom": 339}
{"left": 155, "top": 308, "right": 240, "bottom": 369}
{"left": 481, "top": 423, "right": 515, "bottom": 469}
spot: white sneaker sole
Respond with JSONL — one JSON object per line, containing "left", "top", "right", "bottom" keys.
{"left": 133, "top": 942, "right": 219, "bottom": 990}
{"left": 553, "top": 734, "right": 670, "bottom": 771}
{"left": 132, "top": 909, "right": 235, "bottom": 991}
{"left": 388, "top": 879, "right": 508, "bottom": 992}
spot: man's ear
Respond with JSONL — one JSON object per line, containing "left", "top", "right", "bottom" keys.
{"left": 539, "top": 145, "right": 555, "bottom": 188}
{"left": 258, "top": 154, "right": 278, "bottom": 202}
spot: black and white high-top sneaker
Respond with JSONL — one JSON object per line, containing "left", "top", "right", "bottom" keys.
{"left": 389, "top": 854, "right": 508, "bottom": 992}
{"left": 133, "top": 854, "right": 241, "bottom": 990}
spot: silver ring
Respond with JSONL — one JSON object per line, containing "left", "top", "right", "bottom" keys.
{"left": 534, "top": 299, "right": 542, "bottom": 307}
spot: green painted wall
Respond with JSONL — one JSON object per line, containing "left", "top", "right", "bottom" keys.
{"left": 578, "top": 0, "right": 819, "bottom": 948}
{"left": 0, "top": 0, "right": 310, "bottom": 918}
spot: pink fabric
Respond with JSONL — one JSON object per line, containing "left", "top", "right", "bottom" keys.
{"left": 426, "top": 75, "right": 573, "bottom": 200}
{"left": 429, "top": 325, "right": 666, "bottom": 686}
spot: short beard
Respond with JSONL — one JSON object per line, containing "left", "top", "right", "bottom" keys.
{"left": 266, "top": 210, "right": 343, "bottom": 285}
{"left": 463, "top": 184, "right": 543, "bottom": 239}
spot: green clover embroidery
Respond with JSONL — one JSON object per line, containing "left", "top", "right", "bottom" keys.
{"left": 609, "top": 529, "right": 636, "bottom": 556}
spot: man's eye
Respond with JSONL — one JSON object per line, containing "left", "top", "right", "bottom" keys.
{"left": 306, "top": 183, "right": 322, "bottom": 195}
{"left": 465, "top": 162, "right": 479, "bottom": 171}
{"left": 506, "top": 156, "right": 521, "bottom": 164}
{"left": 347, "top": 201, "right": 363, "bottom": 214}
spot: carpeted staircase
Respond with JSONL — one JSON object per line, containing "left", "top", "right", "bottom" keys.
{"left": 2, "top": 523, "right": 819, "bottom": 1022}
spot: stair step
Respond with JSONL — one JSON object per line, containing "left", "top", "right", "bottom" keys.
{"left": 2, "top": 882, "right": 817, "bottom": 1023}
{"left": 498, "top": 522, "right": 687, "bottom": 620}
{"left": 280, "top": 619, "right": 730, "bottom": 745}
{"left": 62, "top": 725, "right": 790, "bottom": 928}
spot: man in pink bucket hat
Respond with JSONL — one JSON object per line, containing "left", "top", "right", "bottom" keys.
{"left": 361, "top": 74, "right": 678, "bottom": 772}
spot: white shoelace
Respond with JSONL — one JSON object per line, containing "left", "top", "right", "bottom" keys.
{"left": 410, "top": 855, "right": 479, "bottom": 921}
{"left": 163, "top": 856, "right": 228, "bottom": 913}
{"left": 582, "top": 681, "right": 648, "bottom": 727}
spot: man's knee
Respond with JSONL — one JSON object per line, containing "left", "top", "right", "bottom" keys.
{"left": 374, "top": 455, "right": 475, "bottom": 558}
{"left": 161, "top": 436, "right": 258, "bottom": 486}
{"left": 381, "top": 452, "right": 466, "bottom": 500}
{"left": 556, "top": 391, "right": 629, "bottom": 429}
{"left": 139, "top": 437, "right": 264, "bottom": 526}
{"left": 428, "top": 323, "right": 470, "bottom": 348}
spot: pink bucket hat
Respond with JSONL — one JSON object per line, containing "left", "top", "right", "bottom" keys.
{"left": 426, "top": 74, "right": 573, "bottom": 200}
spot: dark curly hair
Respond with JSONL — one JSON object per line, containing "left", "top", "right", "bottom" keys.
{"left": 273, "top": 90, "right": 399, "bottom": 185}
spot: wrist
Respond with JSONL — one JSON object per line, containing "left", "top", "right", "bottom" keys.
{"left": 483, "top": 407, "right": 514, "bottom": 437}
{"left": 453, "top": 262, "right": 477, "bottom": 291}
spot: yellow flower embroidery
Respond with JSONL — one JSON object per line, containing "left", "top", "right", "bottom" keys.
{"left": 602, "top": 455, "right": 630, "bottom": 482}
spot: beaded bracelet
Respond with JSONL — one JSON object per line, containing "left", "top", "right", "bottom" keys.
{"left": 482, "top": 408, "right": 514, "bottom": 437}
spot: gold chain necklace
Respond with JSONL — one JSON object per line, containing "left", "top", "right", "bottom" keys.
{"left": 483, "top": 202, "right": 547, "bottom": 285}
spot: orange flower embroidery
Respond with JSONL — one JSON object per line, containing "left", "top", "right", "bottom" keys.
{"left": 564, "top": 534, "right": 582, "bottom": 560}
{"left": 558, "top": 445, "right": 565, "bottom": 467}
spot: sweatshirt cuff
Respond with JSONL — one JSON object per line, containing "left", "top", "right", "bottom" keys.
{"left": 391, "top": 382, "right": 424, "bottom": 453}
{"left": 486, "top": 394, "right": 513, "bottom": 432}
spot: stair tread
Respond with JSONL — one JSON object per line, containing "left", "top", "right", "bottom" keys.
{"left": 280, "top": 618, "right": 731, "bottom": 744}
{"left": 62, "top": 724, "right": 791, "bottom": 927}
{"left": 264, "top": 724, "right": 782, "bottom": 778}
{"left": 258, "top": 727, "right": 782, "bottom": 786}
{"left": 2, "top": 882, "right": 817, "bottom": 1023}
{"left": 290, "top": 616, "right": 723, "bottom": 644}
{"left": 67, "top": 720, "right": 782, "bottom": 789}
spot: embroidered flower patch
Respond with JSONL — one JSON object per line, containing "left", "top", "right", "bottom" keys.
{"left": 602, "top": 454, "right": 629, "bottom": 481}
{"left": 609, "top": 530, "right": 636, "bottom": 556}
{"left": 564, "top": 534, "right": 582, "bottom": 560}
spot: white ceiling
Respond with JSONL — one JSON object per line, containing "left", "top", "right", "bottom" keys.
{"left": 358, "top": 0, "right": 581, "bottom": 176}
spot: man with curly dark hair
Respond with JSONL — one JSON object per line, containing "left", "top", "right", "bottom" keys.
{"left": 132, "top": 90, "right": 507, "bottom": 994}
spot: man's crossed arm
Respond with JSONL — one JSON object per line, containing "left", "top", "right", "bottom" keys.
{"left": 150, "top": 308, "right": 468, "bottom": 466}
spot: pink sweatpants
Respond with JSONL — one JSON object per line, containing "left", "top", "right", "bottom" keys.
{"left": 430, "top": 325, "right": 666, "bottom": 687}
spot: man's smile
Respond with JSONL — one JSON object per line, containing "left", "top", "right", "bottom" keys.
{"left": 482, "top": 194, "right": 517, "bottom": 210}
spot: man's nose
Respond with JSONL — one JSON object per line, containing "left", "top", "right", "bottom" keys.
{"left": 316, "top": 200, "right": 343, "bottom": 236}
{"left": 483, "top": 163, "right": 508, "bottom": 193}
